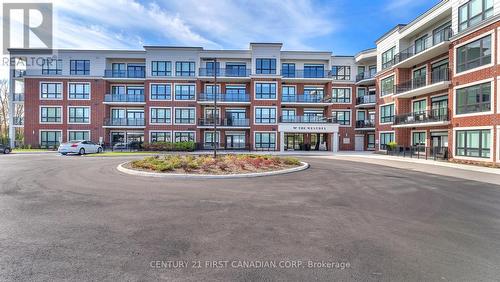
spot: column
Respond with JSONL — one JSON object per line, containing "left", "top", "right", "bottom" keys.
{"left": 280, "top": 131, "right": 285, "bottom": 152}
{"left": 332, "top": 132, "right": 339, "bottom": 153}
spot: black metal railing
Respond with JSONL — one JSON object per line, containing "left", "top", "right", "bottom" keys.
{"left": 13, "top": 117, "right": 24, "bottom": 125}
{"left": 394, "top": 27, "right": 453, "bottom": 64}
{"left": 386, "top": 145, "right": 449, "bottom": 160}
{"left": 355, "top": 72, "right": 376, "bottom": 82}
{"left": 13, "top": 93, "right": 24, "bottom": 101}
{"left": 281, "top": 94, "right": 331, "bottom": 103}
{"left": 13, "top": 70, "right": 26, "bottom": 78}
{"left": 279, "top": 116, "right": 335, "bottom": 123}
{"left": 104, "top": 94, "right": 145, "bottom": 103}
{"left": 282, "top": 69, "right": 332, "bottom": 79}
{"left": 396, "top": 68, "right": 449, "bottom": 94}
{"left": 355, "top": 120, "right": 375, "bottom": 128}
{"left": 104, "top": 69, "right": 145, "bottom": 78}
{"left": 198, "top": 68, "right": 251, "bottom": 77}
{"left": 394, "top": 109, "right": 449, "bottom": 126}
{"left": 104, "top": 118, "right": 145, "bottom": 126}
{"left": 198, "top": 118, "right": 250, "bottom": 127}
{"left": 198, "top": 93, "right": 250, "bottom": 102}
{"left": 356, "top": 95, "right": 376, "bottom": 105}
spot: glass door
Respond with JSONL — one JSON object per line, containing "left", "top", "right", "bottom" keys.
{"left": 226, "top": 133, "right": 245, "bottom": 149}
{"left": 431, "top": 95, "right": 448, "bottom": 120}
{"left": 225, "top": 109, "right": 246, "bottom": 126}
{"left": 413, "top": 67, "right": 427, "bottom": 88}
{"left": 412, "top": 132, "right": 426, "bottom": 153}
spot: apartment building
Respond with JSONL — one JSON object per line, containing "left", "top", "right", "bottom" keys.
{"left": 7, "top": 0, "right": 500, "bottom": 164}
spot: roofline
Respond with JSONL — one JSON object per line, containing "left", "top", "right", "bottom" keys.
{"left": 354, "top": 48, "right": 376, "bottom": 56}
{"left": 143, "top": 45, "right": 203, "bottom": 50}
{"left": 375, "top": 24, "right": 406, "bottom": 44}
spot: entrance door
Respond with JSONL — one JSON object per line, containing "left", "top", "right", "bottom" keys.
{"left": 226, "top": 133, "right": 245, "bottom": 149}
{"left": 355, "top": 135, "right": 364, "bottom": 151}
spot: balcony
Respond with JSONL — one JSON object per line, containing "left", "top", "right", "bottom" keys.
{"left": 393, "top": 109, "right": 450, "bottom": 128}
{"left": 103, "top": 69, "right": 145, "bottom": 79}
{"left": 355, "top": 120, "right": 375, "bottom": 129}
{"left": 279, "top": 116, "right": 336, "bottom": 124}
{"left": 13, "top": 93, "right": 24, "bottom": 102}
{"left": 281, "top": 94, "right": 332, "bottom": 105}
{"left": 103, "top": 118, "right": 145, "bottom": 128}
{"left": 198, "top": 118, "right": 250, "bottom": 128}
{"left": 393, "top": 27, "right": 453, "bottom": 68}
{"left": 355, "top": 72, "right": 376, "bottom": 85}
{"left": 198, "top": 68, "right": 250, "bottom": 77}
{"left": 394, "top": 68, "right": 450, "bottom": 98}
{"left": 12, "top": 70, "right": 26, "bottom": 78}
{"left": 13, "top": 117, "right": 24, "bottom": 126}
{"left": 197, "top": 93, "right": 250, "bottom": 104}
{"left": 356, "top": 95, "right": 376, "bottom": 107}
{"left": 282, "top": 70, "right": 332, "bottom": 79}
{"left": 104, "top": 94, "right": 145, "bottom": 105}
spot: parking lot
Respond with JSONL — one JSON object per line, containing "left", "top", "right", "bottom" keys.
{"left": 1, "top": 153, "right": 500, "bottom": 281}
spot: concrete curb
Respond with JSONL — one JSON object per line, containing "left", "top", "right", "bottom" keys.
{"left": 116, "top": 161, "right": 309, "bottom": 179}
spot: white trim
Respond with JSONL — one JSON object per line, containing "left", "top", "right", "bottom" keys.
{"left": 39, "top": 129, "right": 63, "bottom": 146}
{"left": 331, "top": 109, "right": 352, "bottom": 127}
{"left": 253, "top": 81, "right": 278, "bottom": 101}
{"left": 452, "top": 126, "right": 494, "bottom": 162}
{"left": 149, "top": 83, "right": 172, "bottom": 101}
{"left": 173, "top": 107, "right": 196, "bottom": 125}
{"left": 173, "top": 82, "right": 196, "bottom": 102}
{"left": 453, "top": 78, "right": 494, "bottom": 117}
{"left": 67, "top": 82, "right": 91, "bottom": 101}
{"left": 149, "top": 107, "right": 172, "bottom": 125}
{"left": 39, "top": 105, "right": 63, "bottom": 124}
{"left": 253, "top": 131, "right": 278, "bottom": 150}
{"left": 411, "top": 97, "right": 428, "bottom": 112}
{"left": 378, "top": 102, "right": 395, "bottom": 125}
{"left": 410, "top": 129, "right": 427, "bottom": 146}
{"left": 39, "top": 81, "right": 63, "bottom": 100}
{"left": 453, "top": 30, "right": 495, "bottom": 77}
{"left": 253, "top": 106, "right": 278, "bottom": 125}
{"left": 203, "top": 130, "right": 221, "bottom": 144}
{"left": 379, "top": 73, "right": 395, "bottom": 98}
{"left": 67, "top": 130, "right": 91, "bottom": 142}
{"left": 67, "top": 106, "right": 91, "bottom": 124}
{"left": 378, "top": 130, "right": 395, "bottom": 151}
{"left": 173, "top": 130, "right": 197, "bottom": 142}
{"left": 149, "top": 130, "right": 173, "bottom": 143}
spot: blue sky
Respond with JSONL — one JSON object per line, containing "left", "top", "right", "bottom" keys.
{"left": 16, "top": 0, "right": 440, "bottom": 55}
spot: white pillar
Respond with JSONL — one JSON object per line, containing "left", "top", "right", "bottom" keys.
{"left": 332, "top": 132, "right": 339, "bottom": 153}
{"left": 280, "top": 131, "right": 285, "bottom": 152}
{"left": 8, "top": 61, "right": 15, "bottom": 148}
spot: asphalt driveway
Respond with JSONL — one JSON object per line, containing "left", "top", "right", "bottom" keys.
{"left": 1, "top": 153, "right": 500, "bottom": 281}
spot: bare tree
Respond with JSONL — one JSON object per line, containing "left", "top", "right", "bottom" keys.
{"left": 0, "top": 80, "right": 8, "bottom": 140}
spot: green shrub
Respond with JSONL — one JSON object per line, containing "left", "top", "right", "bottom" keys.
{"left": 142, "top": 141, "right": 195, "bottom": 152}
{"left": 282, "top": 157, "right": 301, "bottom": 166}
{"left": 387, "top": 141, "right": 398, "bottom": 151}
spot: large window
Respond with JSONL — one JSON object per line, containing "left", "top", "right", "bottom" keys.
{"left": 40, "top": 82, "right": 62, "bottom": 99}
{"left": 40, "top": 107, "right": 62, "bottom": 123}
{"left": 226, "top": 63, "right": 247, "bottom": 76}
{"left": 304, "top": 64, "right": 325, "bottom": 78}
{"left": 456, "top": 129, "right": 490, "bottom": 158}
{"left": 282, "top": 63, "right": 295, "bottom": 77}
{"left": 40, "top": 131, "right": 61, "bottom": 148}
{"left": 151, "top": 61, "right": 171, "bottom": 76}
{"left": 68, "top": 131, "right": 89, "bottom": 141}
{"left": 458, "top": 0, "right": 494, "bottom": 31}
{"left": 332, "top": 110, "right": 351, "bottom": 126}
{"left": 380, "top": 132, "right": 395, "bottom": 150}
{"left": 68, "top": 107, "right": 90, "bottom": 123}
{"left": 150, "top": 84, "right": 171, "bottom": 100}
{"left": 382, "top": 47, "right": 395, "bottom": 69}
{"left": 282, "top": 85, "right": 296, "bottom": 101}
{"left": 456, "top": 35, "right": 491, "bottom": 73}
{"left": 255, "top": 107, "right": 276, "bottom": 124}
{"left": 331, "top": 66, "right": 351, "bottom": 80}
{"left": 380, "top": 75, "right": 395, "bottom": 96}
{"left": 150, "top": 108, "right": 171, "bottom": 124}
{"left": 175, "top": 61, "right": 195, "bottom": 76}
{"left": 70, "top": 60, "right": 90, "bottom": 75}
{"left": 68, "top": 83, "right": 90, "bottom": 100}
{"left": 380, "top": 104, "right": 394, "bottom": 123}
{"left": 151, "top": 132, "right": 172, "bottom": 143}
{"left": 256, "top": 59, "right": 276, "bottom": 74}
{"left": 174, "top": 84, "right": 195, "bottom": 100}
{"left": 456, "top": 82, "right": 491, "bottom": 115}
{"left": 174, "top": 108, "right": 195, "bottom": 124}
{"left": 332, "top": 88, "right": 351, "bottom": 103}
{"left": 174, "top": 132, "right": 195, "bottom": 142}
{"left": 255, "top": 132, "right": 276, "bottom": 149}
{"left": 255, "top": 83, "right": 276, "bottom": 99}
{"left": 42, "top": 59, "right": 62, "bottom": 75}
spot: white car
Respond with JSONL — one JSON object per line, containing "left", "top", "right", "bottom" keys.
{"left": 58, "top": 140, "right": 103, "bottom": 155}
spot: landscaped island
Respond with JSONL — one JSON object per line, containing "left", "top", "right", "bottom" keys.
{"left": 128, "top": 154, "right": 303, "bottom": 175}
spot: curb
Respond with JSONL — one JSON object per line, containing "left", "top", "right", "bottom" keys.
{"left": 116, "top": 161, "right": 309, "bottom": 179}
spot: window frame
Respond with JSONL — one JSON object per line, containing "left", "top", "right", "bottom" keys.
{"left": 149, "top": 107, "right": 172, "bottom": 125}
{"left": 67, "top": 130, "right": 90, "bottom": 142}
{"left": 39, "top": 130, "right": 62, "bottom": 148}
{"left": 151, "top": 61, "right": 172, "bottom": 76}
{"left": 173, "top": 107, "right": 196, "bottom": 125}
{"left": 68, "top": 82, "right": 91, "bottom": 100}
{"left": 455, "top": 81, "right": 492, "bottom": 116}
{"left": 40, "top": 106, "right": 63, "bottom": 124}
{"left": 68, "top": 106, "right": 90, "bottom": 124}
{"left": 456, "top": 34, "right": 492, "bottom": 74}
{"left": 42, "top": 58, "right": 62, "bottom": 75}
{"left": 455, "top": 128, "right": 491, "bottom": 159}
{"left": 332, "top": 110, "right": 351, "bottom": 126}
{"left": 150, "top": 83, "right": 172, "bottom": 101}
{"left": 331, "top": 65, "right": 351, "bottom": 80}
{"left": 458, "top": 0, "right": 494, "bottom": 32}
{"left": 379, "top": 103, "right": 395, "bottom": 124}
{"left": 255, "top": 58, "right": 277, "bottom": 75}
{"left": 150, "top": 131, "right": 172, "bottom": 143}
{"left": 254, "top": 106, "right": 277, "bottom": 124}
{"left": 175, "top": 61, "right": 195, "bottom": 77}
{"left": 381, "top": 47, "right": 395, "bottom": 69}
{"left": 254, "top": 82, "right": 277, "bottom": 100}
{"left": 173, "top": 131, "right": 196, "bottom": 142}
{"left": 69, "top": 60, "right": 90, "bottom": 75}
{"left": 254, "top": 132, "right": 276, "bottom": 150}
{"left": 174, "top": 84, "right": 196, "bottom": 101}
{"left": 40, "top": 82, "right": 63, "bottom": 100}
{"left": 380, "top": 75, "right": 395, "bottom": 97}
{"left": 332, "top": 87, "right": 352, "bottom": 104}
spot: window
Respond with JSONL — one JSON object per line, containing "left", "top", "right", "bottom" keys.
{"left": 357, "top": 66, "right": 365, "bottom": 75}
{"left": 380, "top": 132, "right": 395, "bottom": 150}
{"left": 174, "top": 108, "right": 195, "bottom": 124}
{"left": 281, "top": 109, "right": 296, "bottom": 122}
{"left": 68, "top": 83, "right": 90, "bottom": 100}
{"left": 175, "top": 61, "right": 195, "bottom": 76}
{"left": 70, "top": 60, "right": 90, "bottom": 75}
{"left": 331, "top": 66, "right": 351, "bottom": 80}
{"left": 205, "top": 62, "right": 220, "bottom": 76}
{"left": 151, "top": 132, "right": 172, "bottom": 143}
{"left": 226, "top": 63, "right": 247, "bottom": 76}
{"left": 174, "top": 84, "right": 195, "bottom": 100}
{"left": 256, "top": 58, "right": 276, "bottom": 74}
{"left": 204, "top": 131, "right": 220, "bottom": 147}
{"left": 456, "top": 35, "right": 491, "bottom": 73}
{"left": 255, "top": 132, "right": 276, "bottom": 149}
{"left": 431, "top": 59, "right": 449, "bottom": 83}
{"left": 458, "top": 0, "right": 494, "bottom": 31}
{"left": 413, "top": 67, "right": 427, "bottom": 88}
{"left": 151, "top": 61, "right": 171, "bottom": 76}
{"left": 42, "top": 59, "right": 62, "bottom": 75}
{"left": 204, "top": 84, "right": 220, "bottom": 95}
{"left": 332, "top": 88, "right": 351, "bottom": 103}
{"left": 380, "top": 75, "right": 394, "bottom": 96}
{"left": 282, "top": 63, "right": 295, "bottom": 78}
{"left": 332, "top": 110, "right": 351, "bottom": 125}
{"left": 380, "top": 104, "right": 394, "bottom": 123}
{"left": 415, "top": 35, "right": 429, "bottom": 54}
{"left": 255, "top": 83, "right": 276, "bottom": 99}
{"left": 40, "top": 131, "right": 61, "bottom": 148}
{"left": 369, "top": 66, "right": 377, "bottom": 77}
{"left": 367, "top": 134, "right": 375, "bottom": 149}
{"left": 174, "top": 132, "right": 195, "bottom": 142}
{"left": 150, "top": 84, "right": 171, "bottom": 100}
{"left": 68, "top": 107, "right": 90, "bottom": 123}
{"left": 412, "top": 99, "right": 426, "bottom": 114}
{"left": 68, "top": 131, "right": 89, "bottom": 141}
{"left": 304, "top": 64, "right": 325, "bottom": 78}
{"left": 456, "top": 129, "right": 490, "bottom": 158}
{"left": 357, "top": 87, "right": 366, "bottom": 97}
{"left": 382, "top": 47, "right": 395, "bottom": 69}
{"left": 255, "top": 107, "right": 276, "bottom": 124}
{"left": 412, "top": 132, "right": 426, "bottom": 147}
{"left": 282, "top": 86, "right": 296, "bottom": 102}
{"left": 456, "top": 82, "right": 491, "bottom": 115}
{"left": 150, "top": 108, "right": 171, "bottom": 124}
{"left": 40, "top": 82, "right": 62, "bottom": 99}
{"left": 40, "top": 107, "right": 62, "bottom": 123}
{"left": 433, "top": 22, "right": 452, "bottom": 45}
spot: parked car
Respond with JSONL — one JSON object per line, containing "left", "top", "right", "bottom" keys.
{"left": 112, "top": 141, "right": 142, "bottom": 151}
{"left": 0, "top": 144, "right": 11, "bottom": 154}
{"left": 58, "top": 140, "right": 103, "bottom": 155}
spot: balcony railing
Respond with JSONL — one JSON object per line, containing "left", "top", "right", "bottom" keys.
{"left": 279, "top": 116, "right": 335, "bottom": 123}
{"left": 281, "top": 95, "right": 331, "bottom": 103}
{"left": 282, "top": 70, "right": 332, "bottom": 79}
{"left": 104, "top": 69, "right": 145, "bottom": 78}
{"left": 396, "top": 68, "right": 450, "bottom": 94}
{"left": 355, "top": 72, "right": 376, "bottom": 82}
{"left": 13, "top": 93, "right": 24, "bottom": 101}
{"left": 198, "top": 118, "right": 250, "bottom": 127}
{"left": 198, "top": 68, "right": 250, "bottom": 77}
{"left": 13, "top": 70, "right": 26, "bottom": 78}
{"left": 394, "top": 27, "right": 453, "bottom": 65}
{"left": 198, "top": 93, "right": 250, "bottom": 102}
{"left": 356, "top": 95, "right": 376, "bottom": 105}
{"left": 394, "top": 109, "right": 449, "bottom": 126}
{"left": 356, "top": 120, "right": 375, "bottom": 128}
{"left": 13, "top": 117, "right": 24, "bottom": 125}
{"left": 200, "top": 142, "right": 251, "bottom": 150}
{"left": 386, "top": 145, "right": 449, "bottom": 160}
{"left": 104, "top": 94, "right": 145, "bottom": 103}
{"left": 104, "top": 118, "right": 145, "bottom": 126}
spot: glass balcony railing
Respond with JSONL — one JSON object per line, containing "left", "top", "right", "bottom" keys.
{"left": 355, "top": 71, "right": 376, "bottom": 82}
{"left": 198, "top": 118, "right": 250, "bottom": 127}
{"left": 198, "top": 68, "right": 250, "bottom": 77}
{"left": 394, "top": 27, "right": 453, "bottom": 65}
{"left": 396, "top": 68, "right": 450, "bottom": 94}
{"left": 394, "top": 109, "right": 449, "bottom": 126}
{"left": 104, "top": 69, "right": 145, "bottom": 78}
{"left": 281, "top": 70, "right": 332, "bottom": 79}
{"left": 104, "top": 118, "right": 145, "bottom": 126}
{"left": 198, "top": 93, "right": 250, "bottom": 102}
{"left": 104, "top": 94, "right": 145, "bottom": 103}
{"left": 356, "top": 95, "right": 376, "bottom": 105}
{"left": 281, "top": 94, "right": 330, "bottom": 103}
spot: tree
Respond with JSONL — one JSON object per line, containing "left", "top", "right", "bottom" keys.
{"left": 0, "top": 80, "right": 8, "bottom": 142}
